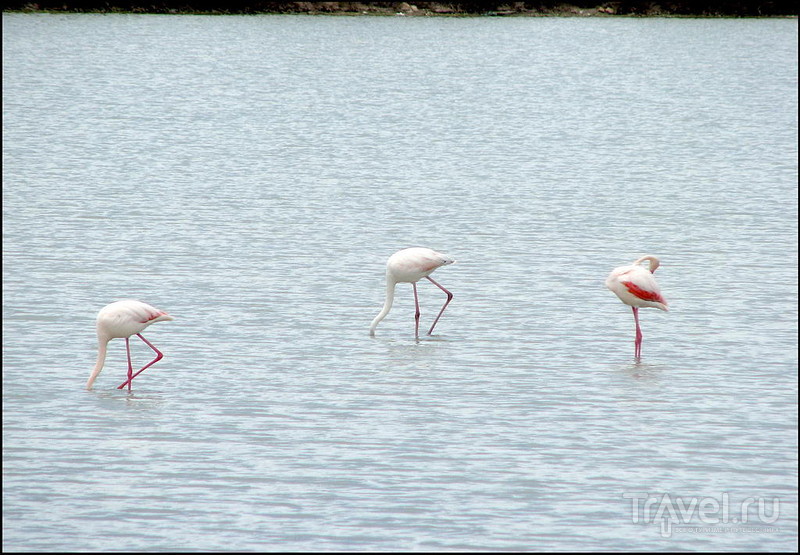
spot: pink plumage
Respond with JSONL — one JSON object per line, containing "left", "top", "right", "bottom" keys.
{"left": 606, "top": 256, "right": 668, "bottom": 358}
{"left": 370, "top": 247, "right": 455, "bottom": 338}
{"left": 86, "top": 300, "right": 174, "bottom": 390}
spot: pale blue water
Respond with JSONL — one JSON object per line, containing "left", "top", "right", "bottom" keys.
{"left": 2, "top": 12, "right": 797, "bottom": 552}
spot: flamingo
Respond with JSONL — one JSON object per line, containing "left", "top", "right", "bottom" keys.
{"left": 370, "top": 247, "right": 455, "bottom": 338}
{"left": 605, "top": 255, "right": 668, "bottom": 359}
{"left": 86, "top": 300, "right": 174, "bottom": 390}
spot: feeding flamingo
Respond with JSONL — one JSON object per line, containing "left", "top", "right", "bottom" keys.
{"left": 605, "top": 255, "right": 668, "bottom": 358}
{"left": 370, "top": 247, "right": 455, "bottom": 338}
{"left": 86, "top": 300, "right": 174, "bottom": 390}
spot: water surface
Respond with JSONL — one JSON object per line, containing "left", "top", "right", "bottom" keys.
{"left": 3, "top": 12, "right": 798, "bottom": 552}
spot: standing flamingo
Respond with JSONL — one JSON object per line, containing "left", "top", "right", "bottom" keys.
{"left": 605, "top": 255, "right": 668, "bottom": 359}
{"left": 370, "top": 247, "right": 455, "bottom": 338}
{"left": 86, "top": 300, "right": 174, "bottom": 390}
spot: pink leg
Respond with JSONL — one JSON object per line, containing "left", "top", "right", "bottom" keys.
{"left": 125, "top": 337, "right": 133, "bottom": 391}
{"left": 426, "top": 276, "right": 453, "bottom": 335}
{"left": 632, "top": 307, "right": 643, "bottom": 359}
{"left": 412, "top": 282, "right": 421, "bottom": 338}
{"left": 117, "top": 333, "right": 164, "bottom": 389}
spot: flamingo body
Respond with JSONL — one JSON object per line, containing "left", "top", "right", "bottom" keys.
{"left": 605, "top": 255, "right": 668, "bottom": 358}
{"left": 370, "top": 247, "right": 455, "bottom": 337}
{"left": 86, "top": 300, "right": 174, "bottom": 390}
{"left": 605, "top": 257, "right": 668, "bottom": 311}
{"left": 386, "top": 247, "right": 454, "bottom": 283}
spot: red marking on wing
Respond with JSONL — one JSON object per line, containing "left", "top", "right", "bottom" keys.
{"left": 623, "top": 281, "right": 666, "bottom": 304}
{"left": 419, "top": 260, "right": 441, "bottom": 272}
{"left": 140, "top": 311, "right": 167, "bottom": 323}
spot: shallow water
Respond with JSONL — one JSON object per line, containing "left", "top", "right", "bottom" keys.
{"left": 3, "top": 12, "right": 797, "bottom": 552}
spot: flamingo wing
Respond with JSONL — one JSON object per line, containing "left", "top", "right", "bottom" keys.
{"left": 622, "top": 280, "right": 666, "bottom": 304}
{"left": 140, "top": 309, "right": 170, "bottom": 324}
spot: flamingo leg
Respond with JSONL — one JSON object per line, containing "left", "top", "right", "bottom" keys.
{"left": 412, "top": 282, "right": 421, "bottom": 338}
{"left": 632, "top": 307, "right": 643, "bottom": 359}
{"left": 117, "top": 333, "right": 164, "bottom": 389}
{"left": 426, "top": 276, "right": 453, "bottom": 335}
{"left": 125, "top": 337, "right": 133, "bottom": 391}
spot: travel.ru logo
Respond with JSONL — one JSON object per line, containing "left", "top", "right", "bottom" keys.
{"left": 623, "top": 492, "right": 780, "bottom": 538}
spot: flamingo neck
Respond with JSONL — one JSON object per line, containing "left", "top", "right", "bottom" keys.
{"left": 369, "top": 279, "right": 397, "bottom": 336}
{"left": 86, "top": 337, "right": 109, "bottom": 390}
{"left": 634, "top": 255, "right": 660, "bottom": 274}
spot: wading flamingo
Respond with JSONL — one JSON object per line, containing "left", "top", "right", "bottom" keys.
{"left": 605, "top": 255, "right": 668, "bottom": 359}
{"left": 370, "top": 247, "right": 455, "bottom": 338}
{"left": 86, "top": 300, "right": 174, "bottom": 390}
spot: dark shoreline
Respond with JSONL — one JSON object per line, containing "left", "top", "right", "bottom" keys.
{"left": 3, "top": 1, "right": 798, "bottom": 17}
